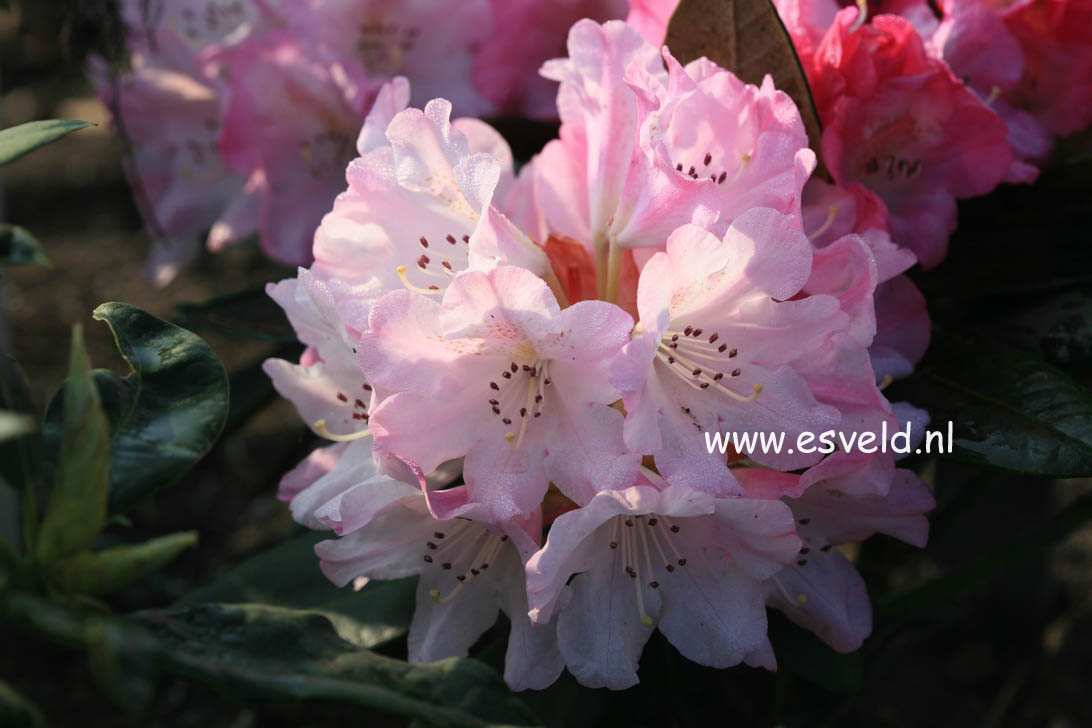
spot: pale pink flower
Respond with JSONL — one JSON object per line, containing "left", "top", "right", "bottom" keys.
{"left": 610, "top": 211, "right": 848, "bottom": 493}
{"left": 282, "top": 447, "right": 563, "bottom": 690}
{"left": 360, "top": 266, "right": 639, "bottom": 521}
{"left": 529, "top": 20, "right": 815, "bottom": 306}
{"left": 121, "top": 0, "right": 276, "bottom": 48}
{"left": 264, "top": 269, "right": 377, "bottom": 440}
{"left": 309, "top": 90, "right": 544, "bottom": 327}
{"left": 738, "top": 436, "right": 934, "bottom": 653}
{"left": 801, "top": 179, "right": 929, "bottom": 381}
{"left": 526, "top": 474, "right": 801, "bottom": 689}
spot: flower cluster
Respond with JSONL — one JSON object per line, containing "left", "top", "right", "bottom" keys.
{"left": 633, "top": 0, "right": 1092, "bottom": 268}
{"left": 268, "top": 20, "right": 936, "bottom": 690}
{"left": 92, "top": 0, "right": 629, "bottom": 283}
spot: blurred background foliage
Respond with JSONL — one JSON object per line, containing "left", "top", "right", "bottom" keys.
{"left": 1, "top": 1, "right": 1092, "bottom": 726}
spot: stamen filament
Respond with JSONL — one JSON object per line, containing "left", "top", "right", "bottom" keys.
{"left": 313, "top": 419, "right": 371, "bottom": 442}
{"left": 396, "top": 265, "right": 444, "bottom": 295}
{"left": 657, "top": 344, "right": 763, "bottom": 402}
{"left": 809, "top": 204, "right": 839, "bottom": 242}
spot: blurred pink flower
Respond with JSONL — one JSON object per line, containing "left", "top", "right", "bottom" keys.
{"left": 475, "top": 0, "right": 630, "bottom": 118}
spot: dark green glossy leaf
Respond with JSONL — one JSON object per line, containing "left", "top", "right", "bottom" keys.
{"left": 665, "top": 0, "right": 824, "bottom": 172}
{"left": 1005, "top": 292, "right": 1092, "bottom": 370}
{"left": 0, "top": 680, "right": 46, "bottom": 728}
{"left": 0, "top": 119, "right": 92, "bottom": 166}
{"left": 917, "top": 159, "right": 1092, "bottom": 299}
{"left": 879, "top": 490, "right": 1092, "bottom": 621}
{"left": 767, "top": 611, "right": 862, "bottom": 694}
{"left": 179, "top": 530, "right": 416, "bottom": 649}
{"left": 43, "top": 303, "right": 229, "bottom": 514}
{"left": 0, "top": 225, "right": 50, "bottom": 268}
{"left": 175, "top": 285, "right": 295, "bottom": 343}
{"left": 36, "top": 326, "right": 110, "bottom": 563}
{"left": 887, "top": 331, "right": 1092, "bottom": 477}
{"left": 130, "top": 603, "right": 540, "bottom": 727}
{"left": 47, "top": 530, "right": 198, "bottom": 596}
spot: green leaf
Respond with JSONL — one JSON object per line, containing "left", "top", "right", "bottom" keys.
{"left": 664, "top": 0, "right": 824, "bottom": 172}
{"left": 179, "top": 530, "right": 416, "bottom": 649}
{"left": 36, "top": 326, "right": 110, "bottom": 564}
{"left": 174, "top": 285, "right": 296, "bottom": 342}
{"left": 0, "top": 356, "right": 39, "bottom": 490}
{"left": 879, "top": 490, "right": 1092, "bottom": 621}
{"left": 0, "top": 411, "right": 36, "bottom": 443}
{"left": 0, "top": 680, "right": 47, "bottom": 728}
{"left": 1005, "top": 292, "right": 1092, "bottom": 370}
{"left": 767, "top": 611, "right": 862, "bottom": 694}
{"left": 0, "top": 225, "right": 50, "bottom": 268}
{"left": 887, "top": 331, "right": 1092, "bottom": 478}
{"left": 43, "top": 303, "right": 229, "bottom": 514}
{"left": 917, "top": 159, "right": 1092, "bottom": 299}
{"left": 130, "top": 603, "right": 540, "bottom": 727}
{"left": 0, "top": 120, "right": 92, "bottom": 167}
{"left": 47, "top": 531, "right": 198, "bottom": 596}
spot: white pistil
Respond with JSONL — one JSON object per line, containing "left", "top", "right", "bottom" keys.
{"left": 605, "top": 239, "right": 624, "bottom": 306}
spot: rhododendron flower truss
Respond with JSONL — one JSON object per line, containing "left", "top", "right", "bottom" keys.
{"left": 263, "top": 18, "right": 938, "bottom": 692}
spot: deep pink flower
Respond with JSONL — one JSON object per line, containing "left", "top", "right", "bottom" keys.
{"left": 1001, "top": 0, "right": 1092, "bottom": 139}
{"left": 810, "top": 8, "right": 1012, "bottom": 268}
